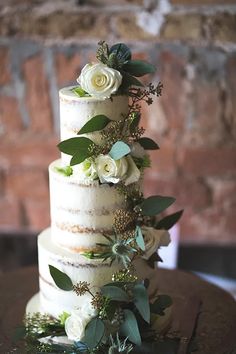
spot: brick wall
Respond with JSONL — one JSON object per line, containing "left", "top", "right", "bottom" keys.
{"left": 0, "top": 0, "right": 236, "bottom": 244}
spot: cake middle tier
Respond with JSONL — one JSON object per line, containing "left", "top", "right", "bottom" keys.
{"left": 49, "top": 160, "right": 127, "bottom": 252}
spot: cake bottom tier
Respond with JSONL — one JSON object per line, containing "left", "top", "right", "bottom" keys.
{"left": 38, "top": 228, "right": 121, "bottom": 317}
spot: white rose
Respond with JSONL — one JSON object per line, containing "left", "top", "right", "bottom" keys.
{"left": 75, "top": 158, "right": 98, "bottom": 181}
{"left": 141, "top": 226, "right": 171, "bottom": 260}
{"left": 77, "top": 63, "right": 122, "bottom": 99}
{"left": 124, "top": 155, "right": 141, "bottom": 185}
{"left": 80, "top": 293, "right": 98, "bottom": 318}
{"left": 65, "top": 311, "right": 89, "bottom": 342}
{"left": 96, "top": 154, "right": 128, "bottom": 184}
{"left": 130, "top": 142, "right": 146, "bottom": 158}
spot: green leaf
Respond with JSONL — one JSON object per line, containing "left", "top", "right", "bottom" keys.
{"left": 77, "top": 115, "right": 111, "bottom": 135}
{"left": 101, "top": 285, "right": 130, "bottom": 302}
{"left": 109, "top": 43, "right": 132, "bottom": 62}
{"left": 70, "top": 150, "right": 90, "bottom": 166}
{"left": 55, "top": 165, "right": 73, "bottom": 176}
{"left": 109, "top": 141, "right": 131, "bottom": 160}
{"left": 156, "top": 210, "right": 184, "bottom": 230}
{"left": 150, "top": 295, "right": 173, "bottom": 316}
{"left": 137, "top": 137, "right": 159, "bottom": 150}
{"left": 133, "top": 283, "right": 150, "bottom": 323}
{"left": 83, "top": 318, "right": 105, "bottom": 350}
{"left": 120, "top": 309, "right": 141, "bottom": 346}
{"left": 72, "top": 86, "right": 88, "bottom": 97}
{"left": 58, "top": 137, "right": 94, "bottom": 156}
{"left": 123, "top": 60, "right": 155, "bottom": 77}
{"left": 140, "top": 195, "right": 176, "bottom": 216}
{"left": 49, "top": 265, "right": 73, "bottom": 291}
{"left": 135, "top": 225, "right": 145, "bottom": 251}
{"left": 120, "top": 71, "right": 144, "bottom": 89}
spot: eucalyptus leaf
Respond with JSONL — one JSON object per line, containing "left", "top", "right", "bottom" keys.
{"left": 109, "top": 43, "right": 132, "bottom": 62}
{"left": 101, "top": 285, "right": 129, "bottom": 302}
{"left": 140, "top": 195, "right": 176, "bottom": 216}
{"left": 137, "top": 137, "right": 159, "bottom": 150}
{"left": 120, "top": 309, "right": 141, "bottom": 346}
{"left": 120, "top": 71, "right": 144, "bottom": 89}
{"left": 109, "top": 141, "right": 131, "bottom": 160}
{"left": 58, "top": 137, "right": 94, "bottom": 156}
{"left": 82, "top": 318, "right": 105, "bottom": 350}
{"left": 150, "top": 295, "right": 173, "bottom": 315}
{"left": 135, "top": 225, "right": 145, "bottom": 251}
{"left": 74, "top": 341, "right": 89, "bottom": 351}
{"left": 123, "top": 60, "right": 155, "bottom": 77}
{"left": 133, "top": 283, "right": 150, "bottom": 323}
{"left": 49, "top": 265, "right": 73, "bottom": 291}
{"left": 156, "top": 210, "right": 184, "bottom": 230}
{"left": 77, "top": 115, "right": 111, "bottom": 135}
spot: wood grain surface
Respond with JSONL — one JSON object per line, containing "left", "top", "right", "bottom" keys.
{"left": 0, "top": 265, "right": 236, "bottom": 354}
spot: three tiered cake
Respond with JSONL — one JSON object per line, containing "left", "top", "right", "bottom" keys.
{"left": 25, "top": 41, "right": 183, "bottom": 353}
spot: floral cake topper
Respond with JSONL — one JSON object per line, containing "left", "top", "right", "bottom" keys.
{"left": 74, "top": 41, "right": 155, "bottom": 99}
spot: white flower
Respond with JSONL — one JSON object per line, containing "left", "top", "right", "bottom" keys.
{"left": 96, "top": 154, "right": 128, "bottom": 184}
{"left": 77, "top": 63, "right": 122, "bottom": 99}
{"left": 75, "top": 158, "right": 98, "bottom": 181}
{"left": 130, "top": 142, "right": 146, "bottom": 158}
{"left": 124, "top": 155, "right": 141, "bottom": 185}
{"left": 65, "top": 293, "right": 99, "bottom": 341}
{"left": 64, "top": 311, "right": 89, "bottom": 341}
{"left": 141, "top": 226, "right": 171, "bottom": 260}
{"left": 80, "top": 293, "right": 98, "bottom": 318}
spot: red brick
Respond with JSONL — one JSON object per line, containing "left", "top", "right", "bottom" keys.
{"left": 171, "top": 0, "right": 236, "bottom": 4}
{"left": 0, "top": 196, "right": 21, "bottom": 230}
{"left": 5, "top": 169, "right": 49, "bottom": 200}
{"left": 23, "top": 54, "right": 53, "bottom": 133}
{"left": 184, "top": 83, "right": 224, "bottom": 146}
{"left": 0, "top": 96, "right": 23, "bottom": 134}
{"left": 144, "top": 176, "right": 211, "bottom": 210}
{"left": 0, "top": 170, "right": 5, "bottom": 197}
{"left": 114, "top": 14, "right": 155, "bottom": 40}
{"left": 0, "top": 46, "right": 11, "bottom": 85}
{"left": 24, "top": 198, "right": 50, "bottom": 231}
{"left": 0, "top": 135, "right": 58, "bottom": 169}
{"left": 142, "top": 99, "right": 168, "bottom": 136}
{"left": 224, "top": 210, "right": 236, "bottom": 236}
{"left": 162, "top": 14, "right": 203, "bottom": 41}
{"left": 210, "top": 13, "right": 236, "bottom": 43}
{"left": 158, "top": 50, "right": 187, "bottom": 133}
{"left": 55, "top": 52, "right": 81, "bottom": 86}
{"left": 208, "top": 177, "right": 236, "bottom": 209}
{"left": 177, "top": 147, "right": 236, "bottom": 177}
{"left": 225, "top": 54, "right": 236, "bottom": 141}
{"left": 148, "top": 142, "right": 177, "bottom": 176}
{"left": 19, "top": 12, "right": 109, "bottom": 39}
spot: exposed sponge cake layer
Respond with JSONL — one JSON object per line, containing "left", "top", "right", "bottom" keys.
{"left": 38, "top": 228, "right": 121, "bottom": 318}
{"left": 59, "top": 87, "right": 129, "bottom": 165}
{"left": 49, "top": 160, "right": 126, "bottom": 251}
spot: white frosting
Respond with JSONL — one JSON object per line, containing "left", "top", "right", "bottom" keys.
{"left": 38, "top": 229, "right": 121, "bottom": 318}
{"left": 33, "top": 87, "right": 131, "bottom": 318}
{"left": 49, "top": 160, "right": 126, "bottom": 251}
{"left": 59, "top": 87, "right": 129, "bottom": 165}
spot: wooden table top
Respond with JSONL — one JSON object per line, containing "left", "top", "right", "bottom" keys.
{"left": 0, "top": 265, "right": 236, "bottom": 354}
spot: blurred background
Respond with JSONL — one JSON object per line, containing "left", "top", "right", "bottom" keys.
{"left": 0, "top": 0, "right": 235, "bottom": 290}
